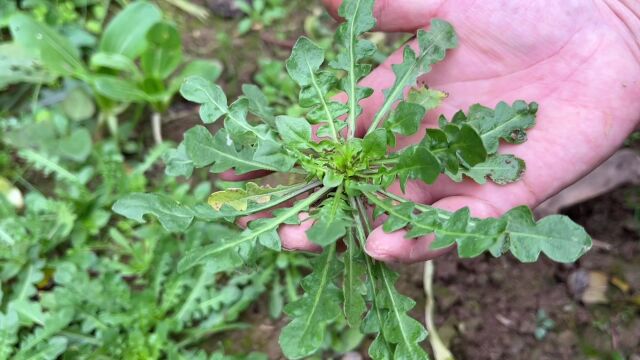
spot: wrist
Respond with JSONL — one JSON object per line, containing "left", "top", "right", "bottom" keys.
{"left": 599, "top": 0, "right": 640, "bottom": 61}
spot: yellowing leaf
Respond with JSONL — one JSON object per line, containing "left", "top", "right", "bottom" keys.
{"left": 208, "top": 183, "right": 293, "bottom": 211}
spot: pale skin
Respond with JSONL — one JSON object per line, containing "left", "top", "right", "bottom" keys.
{"left": 227, "top": 0, "right": 640, "bottom": 262}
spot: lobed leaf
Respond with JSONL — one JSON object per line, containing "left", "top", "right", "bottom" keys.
{"left": 365, "top": 192, "right": 592, "bottom": 263}
{"left": 342, "top": 232, "right": 366, "bottom": 328}
{"left": 184, "top": 126, "right": 280, "bottom": 173}
{"left": 331, "top": 0, "right": 377, "bottom": 137}
{"left": 306, "top": 190, "right": 351, "bottom": 246}
{"left": 112, "top": 193, "right": 194, "bottom": 232}
{"left": 368, "top": 19, "right": 457, "bottom": 134}
{"left": 279, "top": 245, "right": 342, "bottom": 359}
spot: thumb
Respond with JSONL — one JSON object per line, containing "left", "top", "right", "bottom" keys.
{"left": 365, "top": 195, "right": 503, "bottom": 263}
{"left": 322, "top": 0, "right": 442, "bottom": 32}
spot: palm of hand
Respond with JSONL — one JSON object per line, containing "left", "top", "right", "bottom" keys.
{"left": 268, "top": 0, "right": 640, "bottom": 262}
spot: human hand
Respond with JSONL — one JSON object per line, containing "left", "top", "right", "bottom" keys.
{"left": 232, "top": 0, "right": 640, "bottom": 263}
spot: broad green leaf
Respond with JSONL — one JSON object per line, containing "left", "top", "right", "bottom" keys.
{"left": 362, "top": 128, "right": 387, "bottom": 160}
{"left": 9, "top": 14, "right": 85, "bottom": 76}
{"left": 242, "top": 83, "right": 275, "bottom": 126}
{"left": 225, "top": 99, "right": 272, "bottom": 144}
{"left": 163, "top": 142, "right": 194, "bottom": 177}
{"left": 141, "top": 21, "right": 183, "bottom": 79}
{"left": 286, "top": 36, "right": 324, "bottom": 87}
{"left": 381, "top": 201, "right": 415, "bottom": 232}
{"left": 93, "top": 76, "right": 151, "bottom": 102}
{"left": 396, "top": 145, "right": 441, "bottom": 190}
{"left": 180, "top": 76, "right": 228, "bottom": 123}
{"left": 254, "top": 139, "right": 297, "bottom": 172}
{"left": 169, "top": 59, "right": 223, "bottom": 93}
{"left": 279, "top": 245, "right": 342, "bottom": 359}
{"left": 276, "top": 116, "right": 312, "bottom": 148}
{"left": 89, "top": 52, "right": 141, "bottom": 76}
{"left": 384, "top": 101, "right": 426, "bottom": 136}
{"left": 306, "top": 193, "right": 350, "bottom": 246}
{"left": 445, "top": 124, "right": 487, "bottom": 166}
{"left": 99, "top": 1, "right": 162, "bottom": 59}
{"left": 112, "top": 193, "right": 194, "bottom": 232}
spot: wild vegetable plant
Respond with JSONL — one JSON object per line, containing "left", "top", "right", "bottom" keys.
{"left": 115, "top": 0, "right": 593, "bottom": 358}
{"left": 0, "top": 110, "right": 277, "bottom": 359}
{"left": 5, "top": 2, "right": 221, "bottom": 139}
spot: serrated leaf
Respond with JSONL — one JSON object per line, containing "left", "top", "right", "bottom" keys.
{"left": 180, "top": 187, "right": 331, "bottom": 271}
{"left": 377, "top": 265, "right": 428, "bottom": 359}
{"left": 184, "top": 126, "right": 277, "bottom": 173}
{"left": 343, "top": 231, "right": 366, "bottom": 328}
{"left": 466, "top": 101, "right": 538, "bottom": 153}
{"left": 369, "top": 19, "right": 457, "bottom": 133}
{"left": 331, "top": 0, "right": 376, "bottom": 137}
{"left": 306, "top": 193, "right": 350, "bottom": 246}
{"left": 112, "top": 193, "right": 194, "bottom": 232}
{"left": 279, "top": 245, "right": 342, "bottom": 359}
{"left": 365, "top": 192, "right": 591, "bottom": 262}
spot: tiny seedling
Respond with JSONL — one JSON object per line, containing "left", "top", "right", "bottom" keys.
{"left": 114, "top": 0, "right": 592, "bottom": 358}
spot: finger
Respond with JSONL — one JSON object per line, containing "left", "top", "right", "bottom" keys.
{"left": 218, "top": 169, "right": 272, "bottom": 181}
{"left": 322, "top": 0, "right": 440, "bottom": 32}
{"left": 365, "top": 195, "right": 502, "bottom": 263}
{"left": 279, "top": 213, "right": 322, "bottom": 252}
